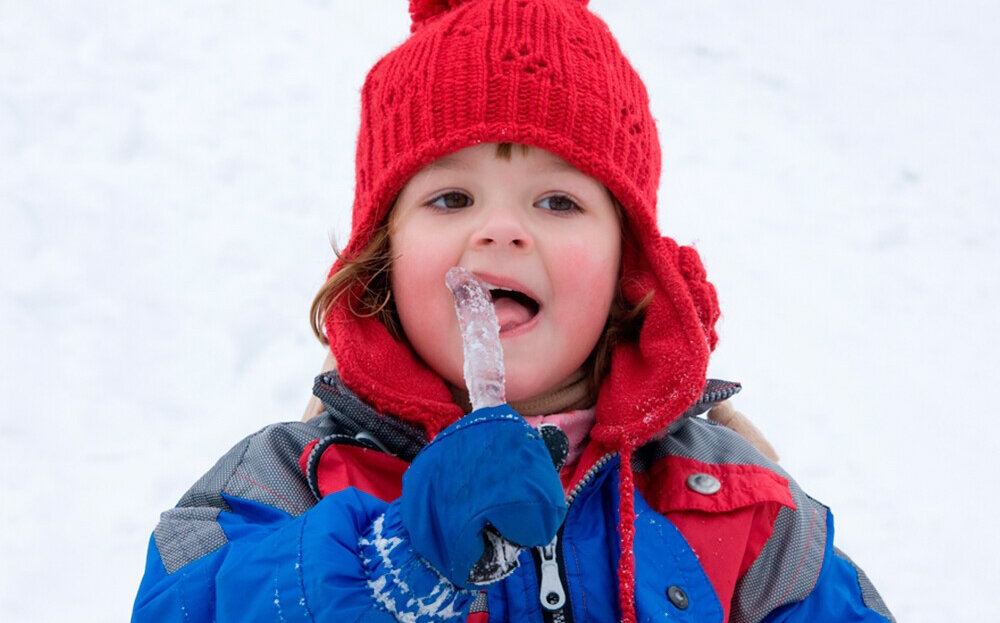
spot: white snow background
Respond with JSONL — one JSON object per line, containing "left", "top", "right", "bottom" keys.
{"left": 2, "top": 1, "right": 997, "bottom": 620}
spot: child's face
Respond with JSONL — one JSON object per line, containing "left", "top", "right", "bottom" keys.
{"left": 389, "top": 144, "right": 621, "bottom": 403}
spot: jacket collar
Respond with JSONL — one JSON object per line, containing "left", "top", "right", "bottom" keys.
{"left": 311, "top": 371, "right": 740, "bottom": 466}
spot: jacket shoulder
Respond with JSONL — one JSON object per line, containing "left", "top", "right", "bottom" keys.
{"left": 154, "top": 418, "right": 335, "bottom": 574}
{"left": 637, "top": 417, "right": 831, "bottom": 623}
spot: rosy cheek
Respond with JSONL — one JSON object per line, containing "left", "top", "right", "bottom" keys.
{"left": 554, "top": 243, "right": 620, "bottom": 297}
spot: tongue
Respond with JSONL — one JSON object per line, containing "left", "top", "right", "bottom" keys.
{"left": 493, "top": 297, "right": 535, "bottom": 332}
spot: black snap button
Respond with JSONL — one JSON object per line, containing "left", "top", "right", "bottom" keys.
{"left": 667, "top": 585, "right": 689, "bottom": 610}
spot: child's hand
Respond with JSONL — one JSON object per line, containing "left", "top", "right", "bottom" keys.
{"left": 707, "top": 401, "right": 779, "bottom": 462}
{"left": 400, "top": 405, "right": 567, "bottom": 587}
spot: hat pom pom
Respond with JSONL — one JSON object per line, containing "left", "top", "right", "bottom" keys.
{"left": 409, "top": 0, "right": 591, "bottom": 32}
{"left": 409, "top": 0, "right": 474, "bottom": 31}
{"left": 677, "top": 245, "right": 720, "bottom": 350}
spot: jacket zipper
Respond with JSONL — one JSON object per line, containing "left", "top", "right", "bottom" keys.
{"left": 533, "top": 453, "right": 617, "bottom": 622}
{"left": 535, "top": 534, "right": 570, "bottom": 622}
{"left": 697, "top": 382, "right": 741, "bottom": 407}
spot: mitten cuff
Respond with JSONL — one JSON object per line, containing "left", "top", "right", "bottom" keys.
{"left": 360, "top": 503, "right": 475, "bottom": 622}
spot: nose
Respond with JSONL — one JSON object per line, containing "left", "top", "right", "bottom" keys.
{"left": 471, "top": 204, "right": 533, "bottom": 251}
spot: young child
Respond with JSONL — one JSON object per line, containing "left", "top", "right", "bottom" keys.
{"left": 132, "top": 1, "right": 894, "bottom": 622}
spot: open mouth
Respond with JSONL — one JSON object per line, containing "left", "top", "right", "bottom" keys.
{"left": 488, "top": 287, "right": 541, "bottom": 333}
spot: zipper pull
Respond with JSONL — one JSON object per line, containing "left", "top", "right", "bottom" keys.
{"left": 538, "top": 537, "right": 566, "bottom": 611}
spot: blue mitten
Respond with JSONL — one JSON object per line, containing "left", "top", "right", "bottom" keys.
{"left": 400, "top": 405, "right": 567, "bottom": 587}
{"left": 357, "top": 406, "right": 566, "bottom": 622}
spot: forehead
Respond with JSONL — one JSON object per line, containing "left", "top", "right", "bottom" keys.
{"left": 425, "top": 143, "right": 580, "bottom": 174}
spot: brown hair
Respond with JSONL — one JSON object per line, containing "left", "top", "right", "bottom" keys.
{"left": 309, "top": 220, "right": 403, "bottom": 344}
{"left": 309, "top": 143, "right": 651, "bottom": 403}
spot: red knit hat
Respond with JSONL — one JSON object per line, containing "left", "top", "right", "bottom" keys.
{"left": 328, "top": 0, "right": 719, "bottom": 439}
{"left": 324, "top": 2, "right": 720, "bottom": 619}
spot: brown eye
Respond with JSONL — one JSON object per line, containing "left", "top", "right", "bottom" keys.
{"left": 429, "top": 192, "right": 472, "bottom": 209}
{"left": 536, "top": 195, "right": 580, "bottom": 212}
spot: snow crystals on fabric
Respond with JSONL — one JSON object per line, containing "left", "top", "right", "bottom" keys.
{"left": 360, "top": 514, "right": 472, "bottom": 622}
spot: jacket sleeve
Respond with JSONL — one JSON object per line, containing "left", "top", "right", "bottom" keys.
{"left": 130, "top": 422, "right": 398, "bottom": 623}
{"left": 754, "top": 507, "right": 895, "bottom": 623}
{"left": 659, "top": 416, "right": 895, "bottom": 623}
{"left": 729, "top": 478, "right": 895, "bottom": 623}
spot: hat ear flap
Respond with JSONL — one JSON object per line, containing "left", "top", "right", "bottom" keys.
{"left": 325, "top": 275, "right": 464, "bottom": 437}
{"left": 619, "top": 236, "right": 719, "bottom": 351}
{"left": 676, "top": 243, "right": 720, "bottom": 351}
{"left": 593, "top": 235, "right": 717, "bottom": 447}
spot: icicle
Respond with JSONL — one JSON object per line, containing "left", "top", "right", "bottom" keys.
{"left": 444, "top": 266, "right": 506, "bottom": 411}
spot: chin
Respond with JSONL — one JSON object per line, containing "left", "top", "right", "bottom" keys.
{"left": 504, "top": 372, "right": 557, "bottom": 404}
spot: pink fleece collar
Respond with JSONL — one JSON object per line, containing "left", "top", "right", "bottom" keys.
{"left": 522, "top": 407, "right": 597, "bottom": 471}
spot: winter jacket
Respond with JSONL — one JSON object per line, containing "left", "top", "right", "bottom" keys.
{"left": 132, "top": 373, "right": 894, "bottom": 622}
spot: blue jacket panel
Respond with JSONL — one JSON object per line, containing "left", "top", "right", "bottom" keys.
{"left": 133, "top": 490, "right": 391, "bottom": 623}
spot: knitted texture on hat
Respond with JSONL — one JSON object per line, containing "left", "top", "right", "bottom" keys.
{"left": 325, "top": 0, "right": 720, "bottom": 440}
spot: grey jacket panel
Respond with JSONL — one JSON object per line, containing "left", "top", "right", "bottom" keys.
{"left": 154, "top": 418, "right": 336, "bottom": 573}
{"left": 152, "top": 372, "right": 430, "bottom": 575}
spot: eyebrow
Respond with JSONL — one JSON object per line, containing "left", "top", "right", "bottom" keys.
{"left": 540, "top": 158, "right": 578, "bottom": 172}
